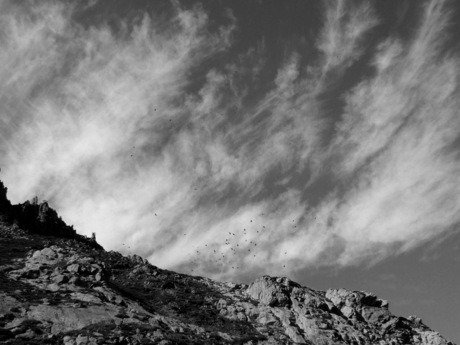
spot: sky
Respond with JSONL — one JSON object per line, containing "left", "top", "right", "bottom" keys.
{"left": 0, "top": 0, "right": 459, "bottom": 342}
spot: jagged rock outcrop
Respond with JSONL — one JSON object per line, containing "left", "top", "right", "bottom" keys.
{"left": 10, "top": 199, "right": 78, "bottom": 238}
{"left": 0, "top": 180, "right": 100, "bottom": 248}
{"left": 0, "top": 180, "right": 11, "bottom": 211}
{"left": 0, "top": 179, "right": 456, "bottom": 345}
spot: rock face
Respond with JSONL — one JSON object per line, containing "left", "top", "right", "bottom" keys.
{"left": 10, "top": 199, "right": 79, "bottom": 238}
{"left": 0, "top": 179, "right": 456, "bottom": 345}
{"left": 0, "top": 180, "right": 11, "bottom": 211}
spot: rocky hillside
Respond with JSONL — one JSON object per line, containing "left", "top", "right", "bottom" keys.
{"left": 0, "top": 180, "right": 455, "bottom": 345}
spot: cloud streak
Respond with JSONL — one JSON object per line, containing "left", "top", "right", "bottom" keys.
{"left": 327, "top": 0, "right": 460, "bottom": 266}
{"left": 1, "top": 0, "right": 459, "bottom": 283}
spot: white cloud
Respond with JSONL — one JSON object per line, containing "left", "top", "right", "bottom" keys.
{"left": 325, "top": 0, "right": 460, "bottom": 266}
{"left": 1, "top": 0, "right": 459, "bottom": 282}
{"left": 0, "top": 1, "right": 234, "bottom": 254}
{"left": 313, "top": 0, "right": 378, "bottom": 87}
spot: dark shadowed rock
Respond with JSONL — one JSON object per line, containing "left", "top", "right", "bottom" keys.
{"left": 0, "top": 180, "right": 11, "bottom": 211}
{"left": 0, "top": 328, "right": 14, "bottom": 341}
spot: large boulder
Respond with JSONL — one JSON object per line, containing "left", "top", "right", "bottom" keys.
{"left": 246, "top": 276, "right": 299, "bottom": 307}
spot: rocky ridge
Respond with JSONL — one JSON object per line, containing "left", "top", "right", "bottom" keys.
{"left": 0, "top": 179, "right": 455, "bottom": 345}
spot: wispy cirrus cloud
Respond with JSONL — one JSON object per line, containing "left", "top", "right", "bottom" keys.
{"left": 1, "top": 0, "right": 459, "bottom": 283}
{"left": 310, "top": 0, "right": 378, "bottom": 91}
{"left": 0, "top": 0, "right": 236, "bottom": 255}
{"left": 321, "top": 0, "right": 460, "bottom": 266}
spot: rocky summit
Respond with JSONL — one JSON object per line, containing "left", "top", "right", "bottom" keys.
{"left": 0, "top": 180, "right": 455, "bottom": 345}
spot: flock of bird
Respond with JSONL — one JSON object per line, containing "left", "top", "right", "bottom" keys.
{"left": 120, "top": 208, "right": 304, "bottom": 274}
{"left": 184, "top": 215, "right": 302, "bottom": 273}
{"left": 186, "top": 220, "right": 264, "bottom": 273}
{"left": 125, "top": 131, "right": 303, "bottom": 274}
